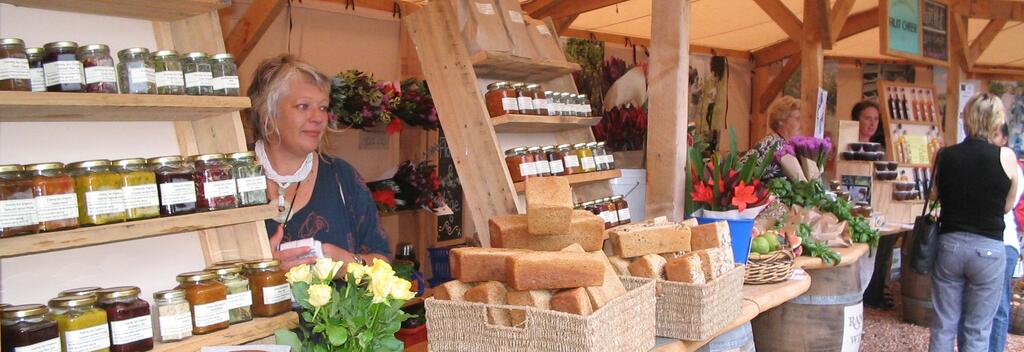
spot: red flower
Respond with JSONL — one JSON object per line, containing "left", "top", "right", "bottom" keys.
{"left": 730, "top": 181, "right": 758, "bottom": 212}
{"left": 372, "top": 189, "right": 397, "bottom": 209}
{"left": 430, "top": 170, "right": 441, "bottom": 190}
{"left": 386, "top": 118, "right": 403, "bottom": 135}
{"left": 691, "top": 182, "right": 713, "bottom": 204}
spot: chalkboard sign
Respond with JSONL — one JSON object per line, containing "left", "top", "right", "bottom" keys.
{"left": 881, "top": 0, "right": 950, "bottom": 66}
{"left": 435, "top": 129, "right": 465, "bottom": 246}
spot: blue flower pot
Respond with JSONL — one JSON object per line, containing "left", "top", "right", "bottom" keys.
{"left": 695, "top": 217, "right": 755, "bottom": 264}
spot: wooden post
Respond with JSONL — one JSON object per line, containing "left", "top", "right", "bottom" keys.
{"left": 645, "top": 0, "right": 690, "bottom": 221}
{"left": 800, "top": 0, "right": 825, "bottom": 137}
{"left": 751, "top": 66, "right": 772, "bottom": 146}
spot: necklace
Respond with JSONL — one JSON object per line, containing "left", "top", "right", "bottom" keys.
{"left": 255, "top": 140, "right": 315, "bottom": 212}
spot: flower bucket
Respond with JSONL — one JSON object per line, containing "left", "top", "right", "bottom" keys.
{"left": 695, "top": 217, "right": 755, "bottom": 264}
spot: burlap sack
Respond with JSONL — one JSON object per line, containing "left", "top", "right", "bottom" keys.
{"left": 624, "top": 265, "right": 744, "bottom": 341}
{"left": 494, "top": 0, "right": 538, "bottom": 58}
{"left": 455, "top": 0, "right": 513, "bottom": 55}
{"left": 524, "top": 16, "right": 567, "bottom": 61}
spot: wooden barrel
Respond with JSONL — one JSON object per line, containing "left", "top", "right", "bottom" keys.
{"left": 696, "top": 323, "right": 754, "bottom": 352}
{"left": 900, "top": 235, "right": 934, "bottom": 327}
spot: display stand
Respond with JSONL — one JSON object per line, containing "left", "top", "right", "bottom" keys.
{"left": 835, "top": 120, "right": 926, "bottom": 224}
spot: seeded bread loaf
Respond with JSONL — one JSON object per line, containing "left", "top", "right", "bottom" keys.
{"left": 665, "top": 253, "right": 706, "bottom": 284}
{"left": 506, "top": 289, "right": 552, "bottom": 326}
{"left": 505, "top": 251, "right": 604, "bottom": 290}
{"left": 464, "top": 281, "right": 512, "bottom": 326}
{"left": 450, "top": 247, "right": 528, "bottom": 283}
{"left": 696, "top": 248, "right": 729, "bottom": 281}
{"left": 550, "top": 287, "right": 594, "bottom": 316}
{"left": 525, "top": 177, "right": 574, "bottom": 236}
{"left": 691, "top": 221, "right": 735, "bottom": 268}
{"left": 609, "top": 223, "right": 691, "bottom": 258}
{"left": 434, "top": 280, "right": 474, "bottom": 301}
{"left": 607, "top": 255, "right": 633, "bottom": 276}
{"left": 560, "top": 244, "right": 627, "bottom": 309}
{"left": 490, "top": 211, "right": 604, "bottom": 251}
{"left": 628, "top": 254, "right": 668, "bottom": 279}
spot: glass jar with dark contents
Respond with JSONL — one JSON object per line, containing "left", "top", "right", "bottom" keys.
{"left": 95, "top": 286, "right": 153, "bottom": 352}
{"left": 527, "top": 147, "right": 550, "bottom": 177}
{"left": 512, "top": 83, "right": 535, "bottom": 115}
{"left": 79, "top": 44, "right": 117, "bottom": 94}
{"left": 602, "top": 197, "right": 621, "bottom": 227}
{"left": 148, "top": 156, "right": 197, "bottom": 216}
{"left": 25, "top": 162, "right": 79, "bottom": 232}
{"left": 0, "top": 165, "right": 39, "bottom": 237}
{"left": 0, "top": 38, "right": 31, "bottom": 91}
{"left": 597, "top": 141, "right": 616, "bottom": 170}
{"left": 1, "top": 304, "right": 60, "bottom": 352}
{"left": 542, "top": 145, "right": 564, "bottom": 176}
{"left": 117, "top": 48, "right": 155, "bottom": 95}
{"left": 210, "top": 53, "right": 240, "bottom": 96}
{"left": 182, "top": 52, "right": 213, "bottom": 96}
{"left": 190, "top": 154, "right": 237, "bottom": 211}
{"left": 580, "top": 201, "right": 599, "bottom": 217}
{"left": 578, "top": 94, "right": 591, "bottom": 116}
{"left": 26, "top": 47, "right": 45, "bottom": 92}
{"left": 42, "top": 41, "right": 84, "bottom": 92}
{"left": 612, "top": 195, "right": 630, "bottom": 225}
{"left": 152, "top": 50, "right": 185, "bottom": 95}
{"left": 527, "top": 84, "right": 547, "bottom": 115}
{"left": 485, "top": 81, "right": 518, "bottom": 117}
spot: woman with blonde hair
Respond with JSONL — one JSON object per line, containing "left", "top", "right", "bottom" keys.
{"left": 742, "top": 96, "right": 803, "bottom": 180}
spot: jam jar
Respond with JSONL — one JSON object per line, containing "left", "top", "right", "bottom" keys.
{"left": 152, "top": 290, "right": 191, "bottom": 343}
{"left": 578, "top": 94, "right": 591, "bottom": 116}
{"left": 182, "top": 52, "right": 214, "bottom": 96}
{"left": 113, "top": 159, "right": 160, "bottom": 221}
{"left": 191, "top": 154, "right": 237, "bottom": 211}
{"left": 2, "top": 304, "right": 60, "bottom": 352}
{"left": 597, "top": 141, "right": 616, "bottom": 170}
{"left": 504, "top": 148, "right": 526, "bottom": 183}
{"left": 543, "top": 90, "right": 559, "bottom": 116}
{"left": 79, "top": 44, "right": 117, "bottom": 94}
{"left": 25, "top": 162, "right": 80, "bottom": 232}
{"left": 26, "top": 47, "right": 46, "bottom": 92}
{"left": 244, "top": 259, "right": 292, "bottom": 317}
{"left": 575, "top": 143, "right": 597, "bottom": 173}
{"left": 558, "top": 144, "right": 581, "bottom": 175}
{"left": 527, "top": 147, "right": 550, "bottom": 177}
{"left": 228, "top": 152, "right": 268, "bottom": 207}
{"left": 0, "top": 165, "right": 39, "bottom": 237}
{"left": 558, "top": 93, "right": 573, "bottom": 116}
{"left": 95, "top": 287, "right": 153, "bottom": 352}
{"left": 580, "top": 201, "right": 599, "bottom": 217}
{"left": 527, "top": 84, "right": 547, "bottom": 115}
{"left": 0, "top": 38, "right": 31, "bottom": 91}
{"left": 67, "top": 160, "right": 126, "bottom": 226}
{"left": 42, "top": 41, "right": 84, "bottom": 92}
{"left": 117, "top": 48, "right": 155, "bottom": 95}
{"left": 542, "top": 145, "right": 564, "bottom": 176}
{"left": 485, "top": 81, "right": 518, "bottom": 117}
{"left": 175, "top": 271, "right": 229, "bottom": 335}
{"left": 512, "top": 83, "right": 535, "bottom": 115}
{"left": 48, "top": 295, "right": 111, "bottom": 352}
{"left": 147, "top": 156, "right": 197, "bottom": 216}
{"left": 152, "top": 50, "right": 185, "bottom": 95}
{"left": 612, "top": 195, "right": 630, "bottom": 225}
{"left": 591, "top": 141, "right": 610, "bottom": 171}
{"left": 59, "top": 287, "right": 103, "bottom": 298}
{"left": 210, "top": 53, "right": 240, "bottom": 96}
{"left": 602, "top": 197, "right": 621, "bottom": 228}
{"left": 208, "top": 264, "right": 252, "bottom": 324}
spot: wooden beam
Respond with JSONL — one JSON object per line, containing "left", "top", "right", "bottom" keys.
{"left": 955, "top": 0, "right": 1024, "bottom": 21}
{"left": 952, "top": 13, "right": 972, "bottom": 71}
{"left": 560, "top": 29, "right": 753, "bottom": 60}
{"left": 223, "top": 0, "right": 286, "bottom": 65}
{"left": 523, "top": 0, "right": 558, "bottom": 15}
{"left": 829, "top": 0, "right": 856, "bottom": 43}
{"left": 969, "top": 19, "right": 1008, "bottom": 65}
{"left": 554, "top": 14, "right": 578, "bottom": 33}
{"left": 800, "top": 0, "right": 824, "bottom": 137}
{"left": 751, "top": 66, "right": 772, "bottom": 146}
{"left": 530, "top": 0, "right": 628, "bottom": 20}
{"left": 753, "top": 0, "right": 804, "bottom": 42}
{"left": 969, "top": 65, "right": 1024, "bottom": 80}
{"left": 808, "top": 0, "right": 832, "bottom": 49}
{"left": 754, "top": 6, "right": 878, "bottom": 66}
{"left": 760, "top": 56, "right": 802, "bottom": 112}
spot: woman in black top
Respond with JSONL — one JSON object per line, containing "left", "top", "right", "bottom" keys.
{"left": 929, "top": 93, "right": 1019, "bottom": 352}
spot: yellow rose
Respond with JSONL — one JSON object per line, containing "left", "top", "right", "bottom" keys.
{"left": 389, "top": 276, "right": 416, "bottom": 301}
{"left": 368, "top": 275, "right": 397, "bottom": 304}
{"left": 307, "top": 284, "right": 333, "bottom": 308}
{"left": 367, "top": 258, "right": 395, "bottom": 283}
{"left": 285, "top": 264, "right": 312, "bottom": 284}
{"left": 313, "top": 258, "right": 343, "bottom": 282}
{"left": 347, "top": 262, "right": 367, "bottom": 284}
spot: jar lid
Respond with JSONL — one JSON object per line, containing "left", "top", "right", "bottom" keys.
{"left": 147, "top": 155, "right": 183, "bottom": 165}
{"left": 44, "top": 41, "right": 78, "bottom": 50}
{"left": 48, "top": 295, "right": 97, "bottom": 308}
{"left": 511, "top": 82, "right": 526, "bottom": 88}
{"left": 2, "top": 304, "right": 48, "bottom": 319}
{"left": 189, "top": 153, "right": 225, "bottom": 162}
{"left": 596, "top": 141, "right": 606, "bottom": 147}
{"left": 544, "top": 90, "right": 555, "bottom": 94}
{"left": 23, "top": 162, "right": 64, "bottom": 173}
{"left": 78, "top": 44, "right": 109, "bottom": 53}
{"left": 212, "top": 259, "right": 251, "bottom": 267}
{"left": 0, "top": 164, "right": 23, "bottom": 173}
{"left": 25, "top": 47, "right": 43, "bottom": 56}
{"left": 185, "top": 51, "right": 209, "bottom": 59}
{"left": 153, "top": 289, "right": 186, "bottom": 300}
{"left": 176, "top": 271, "right": 218, "bottom": 283}
{"left": 95, "top": 286, "right": 141, "bottom": 301}
{"left": 208, "top": 264, "right": 243, "bottom": 276}
{"left": 559, "top": 92, "right": 571, "bottom": 97}
{"left": 486, "top": 81, "right": 508, "bottom": 90}
{"left": 244, "top": 259, "right": 282, "bottom": 270}
{"left": 611, "top": 195, "right": 624, "bottom": 201}
{"left": 113, "top": 158, "right": 147, "bottom": 167}
{"left": 58, "top": 286, "right": 102, "bottom": 297}
{"left": 580, "top": 201, "right": 595, "bottom": 206}
{"left": 153, "top": 50, "right": 179, "bottom": 58}
{"left": 526, "top": 83, "right": 540, "bottom": 89}
{"left": 117, "top": 47, "right": 150, "bottom": 56}
{"left": 556, "top": 144, "right": 572, "bottom": 149}
{"left": 228, "top": 151, "right": 256, "bottom": 160}
{"left": 212, "top": 53, "right": 234, "bottom": 61}
{"left": 572, "top": 143, "right": 587, "bottom": 148}
{"left": 0, "top": 38, "right": 25, "bottom": 46}
{"left": 526, "top": 146, "right": 541, "bottom": 152}
{"left": 67, "top": 160, "right": 111, "bottom": 169}
{"left": 541, "top": 145, "right": 555, "bottom": 151}
{"left": 578, "top": 94, "right": 588, "bottom": 98}
{"left": 586, "top": 142, "right": 598, "bottom": 147}
{"left": 602, "top": 197, "right": 614, "bottom": 202}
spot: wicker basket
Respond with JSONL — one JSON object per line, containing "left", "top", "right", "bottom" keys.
{"left": 624, "top": 265, "right": 744, "bottom": 341}
{"left": 744, "top": 250, "right": 796, "bottom": 285}
{"left": 1012, "top": 300, "right": 1024, "bottom": 335}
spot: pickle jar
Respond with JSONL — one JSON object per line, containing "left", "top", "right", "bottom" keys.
{"left": 542, "top": 145, "right": 564, "bottom": 176}
{"left": 26, "top": 47, "right": 46, "bottom": 92}
{"left": 527, "top": 84, "right": 547, "bottom": 115}
{"left": 112, "top": 159, "right": 160, "bottom": 221}
{"left": 42, "top": 41, "right": 84, "bottom": 92}
{"left": 504, "top": 148, "right": 527, "bottom": 183}
{"left": 0, "top": 164, "right": 39, "bottom": 237}
{"left": 79, "top": 44, "right": 117, "bottom": 94}
{"left": 484, "top": 81, "right": 518, "bottom": 117}
{"left": 0, "top": 38, "right": 31, "bottom": 91}
{"left": 612, "top": 195, "right": 630, "bottom": 225}
{"left": 2, "top": 304, "right": 60, "bottom": 352}
{"left": 47, "top": 295, "right": 111, "bottom": 352}
{"left": 591, "top": 142, "right": 610, "bottom": 171}
{"left": 558, "top": 93, "right": 573, "bottom": 116}
{"left": 557, "top": 144, "right": 581, "bottom": 175}
{"left": 228, "top": 152, "right": 268, "bottom": 207}
{"left": 190, "top": 154, "right": 237, "bottom": 211}
{"left": 574, "top": 143, "right": 597, "bottom": 173}
{"left": 577, "top": 94, "right": 591, "bottom": 116}
{"left": 182, "top": 52, "right": 214, "bottom": 96}
{"left": 59, "top": 287, "right": 103, "bottom": 297}
{"left": 527, "top": 146, "right": 550, "bottom": 177}
{"left": 152, "top": 50, "right": 185, "bottom": 95}
{"left": 175, "top": 271, "right": 229, "bottom": 335}
{"left": 152, "top": 290, "right": 192, "bottom": 343}
{"left": 512, "top": 83, "right": 535, "bottom": 115}
{"left": 210, "top": 53, "right": 240, "bottom": 96}
{"left": 543, "top": 90, "right": 558, "bottom": 116}
{"left": 244, "top": 259, "right": 292, "bottom": 317}
{"left": 25, "top": 162, "right": 80, "bottom": 232}
{"left": 95, "top": 286, "right": 153, "bottom": 352}
{"left": 67, "top": 160, "right": 126, "bottom": 226}
{"left": 208, "top": 264, "right": 253, "bottom": 324}
{"left": 116, "top": 48, "right": 155, "bottom": 95}
{"left": 147, "top": 156, "right": 197, "bottom": 216}
{"left": 597, "top": 141, "right": 616, "bottom": 170}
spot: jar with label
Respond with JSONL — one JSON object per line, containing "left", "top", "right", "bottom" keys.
{"left": 597, "top": 141, "right": 616, "bottom": 170}
{"left": 0, "top": 38, "right": 31, "bottom": 91}
{"left": 208, "top": 264, "right": 252, "bottom": 324}
{"left": 210, "top": 53, "right": 240, "bottom": 96}
{"left": 115, "top": 48, "right": 155, "bottom": 95}
{"left": 559, "top": 93, "right": 573, "bottom": 116}
{"left": 152, "top": 50, "right": 185, "bottom": 95}
{"left": 26, "top": 47, "right": 46, "bottom": 92}
{"left": 59, "top": 287, "right": 102, "bottom": 298}
{"left": 182, "top": 52, "right": 214, "bottom": 96}
{"left": 575, "top": 143, "right": 597, "bottom": 173}
{"left": 565, "top": 94, "right": 579, "bottom": 116}
{"left": 603, "top": 197, "right": 621, "bottom": 228}
{"left": 504, "top": 148, "right": 527, "bottom": 183}
{"left": 228, "top": 152, "right": 268, "bottom": 207}
{"left": 25, "top": 162, "right": 79, "bottom": 232}
{"left": 543, "top": 90, "right": 559, "bottom": 116}
{"left": 48, "top": 295, "right": 111, "bottom": 352}
{"left": 112, "top": 159, "right": 159, "bottom": 221}
{"left": 95, "top": 287, "right": 152, "bottom": 352}
{"left": 78, "top": 44, "right": 117, "bottom": 94}
{"left": 580, "top": 201, "right": 599, "bottom": 217}
{"left": 147, "top": 156, "right": 197, "bottom": 216}
{"left": 190, "top": 154, "right": 237, "bottom": 211}
{"left": 244, "top": 259, "right": 292, "bottom": 317}
{"left": 67, "top": 160, "right": 126, "bottom": 226}
{"left": 590, "top": 142, "right": 609, "bottom": 171}
{"left": 557, "top": 144, "right": 581, "bottom": 175}
{"left": 578, "top": 94, "right": 591, "bottom": 116}
{"left": 42, "top": 41, "right": 84, "bottom": 92}
{"left": 0, "top": 165, "right": 39, "bottom": 237}
{"left": 542, "top": 145, "right": 564, "bottom": 176}
{"left": 2, "top": 304, "right": 61, "bottom": 352}
{"left": 175, "top": 271, "right": 229, "bottom": 335}
{"left": 612, "top": 195, "right": 630, "bottom": 225}
{"left": 151, "top": 290, "right": 191, "bottom": 343}
{"left": 512, "top": 83, "right": 535, "bottom": 115}
{"left": 527, "top": 147, "right": 550, "bottom": 177}
{"left": 484, "top": 81, "right": 518, "bottom": 117}
{"left": 526, "top": 84, "right": 547, "bottom": 115}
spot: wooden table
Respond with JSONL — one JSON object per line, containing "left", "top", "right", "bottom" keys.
{"left": 794, "top": 243, "right": 871, "bottom": 270}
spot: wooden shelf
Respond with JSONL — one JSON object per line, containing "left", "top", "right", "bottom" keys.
{"left": 0, "top": 91, "right": 251, "bottom": 122}
{"left": 794, "top": 243, "right": 871, "bottom": 270}
{"left": 894, "top": 199, "right": 926, "bottom": 204}
{"left": 891, "top": 120, "right": 939, "bottom": 127}
{"left": 513, "top": 169, "right": 622, "bottom": 192}
{"left": 899, "top": 163, "right": 932, "bottom": 168}
{"left": 491, "top": 114, "right": 601, "bottom": 133}
{"left": 153, "top": 312, "right": 298, "bottom": 352}
{"left": 0, "top": 204, "right": 278, "bottom": 258}
{"left": 470, "top": 51, "right": 581, "bottom": 82}
{"left": 0, "top": 0, "right": 231, "bottom": 21}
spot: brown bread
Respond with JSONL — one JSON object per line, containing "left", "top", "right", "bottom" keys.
{"left": 506, "top": 289, "right": 552, "bottom": 326}
{"left": 525, "top": 177, "right": 574, "bottom": 236}
{"left": 690, "top": 221, "right": 735, "bottom": 269}
{"left": 628, "top": 254, "right": 668, "bottom": 279}
{"left": 664, "top": 253, "right": 706, "bottom": 284}
{"left": 550, "top": 287, "right": 594, "bottom": 316}
{"left": 434, "top": 280, "right": 474, "bottom": 301}
{"left": 505, "top": 251, "right": 604, "bottom": 290}
{"left": 450, "top": 247, "right": 527, "bottom": 282}
{"left": 609, "top": 223, "right": 691, "bottom": 258}
{"left": 490, "top": 211, "right": 604, "bottom": 251}
{"left": 464, "top": 281, "right": 512, "bottom": 326}
{"left": 560, "top": 244, "right": 628, "bottom": 309}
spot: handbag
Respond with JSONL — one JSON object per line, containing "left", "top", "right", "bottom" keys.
{"left": 909, "top": 162, "right": 940, "bottom": 275}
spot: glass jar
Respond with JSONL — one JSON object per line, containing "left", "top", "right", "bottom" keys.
{"left": 208, "top": 264, "right": 252, "bottom": 324}
{"left": 113, "top": 159, "right": 160, "bottom": 221}
{"left": 151, "top": 290, "right": 191, "bottom": 343}
{"left": 526, "top": 84, "right": 547, "bottom": 115}
{"left": 25, "top": 162, "right": 80, "bottom": 232}
{"left": 26, "top": 47, "right": 46, "bottom": 92}
{"left": 244, "top": 259, "right": 292, "bottom": 317}
{"left": 591, "top": 142, "right": 610, "bottom": 171}
{"left": 175, "top": 271, "right": 229, "bottom": 335}
{"left": 0, "top": 165, "right": 39, "bottom": 237}
{"left": 602, "top": 197, "right": 621, "bottom": 228}
{"left": 504, "top": 148, "right": 526, "bottom": 183}
{"left": 612, "top": 195, "right": 630, "bottom": 225}
{"left": 512, "top": 83, "right": 535, "bottom": 115}
{"left": 542, "top": 145, "right": 564, "bottom": 176}
{"left": 182, "top": 52, "right": 213, "bottom": 96}
{"left": 116, "top": 48, "right": 155, "bottom": 95}
{"left": 48, "top": 295, "right": 111, "bottom": 352}
{"left": 543, "top": 90, "right": 558, "bottom": 116}
{"left": 580, "top": 201, "right": 599, "bottom": 217}
{"left": 559, "top": 93, "right": 573, "bottom": 116}
{"left": 59, "top": 287, "right": 102, "bottom": 298}
{"left": 0, "top": 38, "right": 31, "bottom": 91}
{"left": 191, "top": 154, "right": 237, "bottom": 211}
{"left": 597, "top": 142, "right": 616, "bottom": 170}
{"left": 578, "top": 94, "right": 591, "bottom": 116}
{"left": 527, "top": 147, "right": 550, "bottom": 177}
{"left": 78, "top": 44, "right": 117, "bottom": 94}
{"left": 147, "top": 156, "right": 197, "bottom": 216}
{"left": 95, "top": 287, "right": 152, "bottom": 352}
{"left": 42, "top": 41, "right": 84, "bottom": 92}
{"left": 210, "top": 53, "right": 240, "bottom": 96}
{"left": 228, "top": 152, "right": 268, "bottom": 207}
{"left": 484, "top": 81, "right": 518, "bottom": 117}
{"left": 558, "top": 144, "right": 581, "bottom": 175}
{"left": 2, "top": 304, "right": 60, "bottom": 352}
{"left": 575, "top": 143, "right": 597, "bottom": 173}
{"left": 152, "top": 50, "right": 185, "bottom": 95}
{"left": 67, "top": 160, "right": 126, "bottom": 226}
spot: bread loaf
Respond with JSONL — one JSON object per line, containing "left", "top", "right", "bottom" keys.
{"left": 607, "top": 255, "right": 632, "bottom": 276}
{"left": 450, "top": 247, "right": 527, "bottom": 282}
{"left": 506, "top": 251, "right": 604, "bottom": 290}
{"left": 525, "top": 177, "right": 574, "bottom": 236}
{"left": 680, "top": 218, "right": 699, "bottom": 228}
{"left": 628, "top": 254, "right": 667, "bottom": 279}
{"left": 609, "top": 223, "right": 691, "bottom": 258}
{"left": 464, "top": 281, "right": 512, "bottom": 326}
{"left": 550, "top": 288, "right": 593, "bottom": 316}
{"left": 560, "top": 244, "right": 627, "bottom": 309}
{"left": 506, "top": 289, "right": 552, "bottom": 326}
{"left": 691, "top": 221, "right": 735, "bottom": 268}
{"left": 696, "top": 248, "right": 729, "bottom": 281}
{"left": 490, "top": 211, "right": 604, "bottom": 251}
{"left": 665, "top": 253, "right": 706, "bottom": 284}
{"left": 434, "top": 280, "right": 473, "bottom": 301}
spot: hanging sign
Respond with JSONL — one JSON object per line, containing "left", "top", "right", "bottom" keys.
{"left": 881, "top": 0, "right": 950, "bottom": 66}
{"left": 886, "top": 0, "right": 921, "bottom": 55}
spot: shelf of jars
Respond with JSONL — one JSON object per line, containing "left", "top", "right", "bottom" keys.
{"left": 0, "top": 203, "right": 277, "bottom": 258}
{"left": 491, "top": 114, "right": 602, "bottom": 133}
{"left": 470, "top": 51, "right": 581, "bottom": 82}
{"left": 152, "top": 312, "right": 298, "bottom": 352}
{"left": 0, "top": 91, "right": 251, "bottom": 122}
{"left": 891, "top": 120, "right": 938, "bottom": 127}
{"left": 512, "top": 169, "right": 622, "bottom": 193}
{"left": 0, "top": 0, "right": 231, "bottom": 21}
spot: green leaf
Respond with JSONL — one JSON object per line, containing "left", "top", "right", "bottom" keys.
{"left": 375, "top": 336, "right": 405, "bottom": 352}
{"left": 728, "top": 128, "right": 738, "bottom": 161}
{"left": 274, "top": 330, "right": 303, "bottom": 352}
{"left": 326, "top": 325, "right": 349, "bottom": 346}
{"left": 358, "top": 331, "right": 373, "bottom": 349}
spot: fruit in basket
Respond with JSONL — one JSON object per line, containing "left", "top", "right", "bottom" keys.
{"left": 764, "top": 233, "right": 781, "bottom": 250}
{"left": 751, "top": 236, "right": 771, "bottom": 255}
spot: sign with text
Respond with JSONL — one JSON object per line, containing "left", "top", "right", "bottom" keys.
{"left": 887, "top": 0, "right": 921, "bottom": 55}
{"left": 881, "top": 0, "right": 950, "bottom": 66}
{"left": 435, "top": 129, "right": 465, "bottom": 246}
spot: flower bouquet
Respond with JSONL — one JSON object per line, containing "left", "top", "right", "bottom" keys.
{"left": 686, "top": 131, "right": 774, "bottom": 217}
{"left": 366, "top": 160, "right": 446, "bottom": 213}
{"left": 776, "top": 136, "right": 832, "bottom": 182}
{"left": 393, "top": 79, "right": 439, "bottom": 131}
{"left": 592, "top": 103, "right": 647, "bottom": 151}
{"left": 367, "top": 180, "right": 403, "bottom": 212}
{"left": 328, "top": 70, "right": 401, "bottom": 132}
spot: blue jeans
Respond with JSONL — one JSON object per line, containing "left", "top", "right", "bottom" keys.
{"left": 957, "top": 246, "right": 1019, "bottom": 352}
{"left": 929, "top": 232, "right": 1006, "bottom": 352}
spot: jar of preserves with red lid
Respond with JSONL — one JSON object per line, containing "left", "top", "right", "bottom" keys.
{"left": 558, "top": 144, "right": 581, "bottom": 175}
{"left": 25, "top": 162, "right": 79, "bottom": 232}
{"left": 79, "top": 44, "right": 117, "bottom": 94}
{"left": 148, "top": 156, "right": 197, "bottom": 216}
{"left": 2, "top": 304, "right": 60, "bottom": 352}
{"left": 543, "top": 145, "right": 564, "bottom": 176}
{"left": 527, "top": 147, "right": 550, "bottom": 177}
{"left": 190, "top": 154, "right": 237, "bottom": 211}
{"left": 0, "top": 38, "right": 31, "bottom": 91}
{"left": 95, "top": 286, "right": 153, "bottom": 352}
{"left": 42, "top": 41, "right": 84, "bottom": 92}
{"left": 512, "top": 83, "right": 535, "bottom": 115}
{"left": 485, "top": 81, "right": 518, "bottom": 117}
{"left": 244, "top": 259, "right": 292, "bottom": 317}
{"left": 1, "top": 165, "right": 39, "bottom": 237}
{"left": 612, "top": 195, "right": 630, "bottom": 225}
{"left": 175, "top": 271, "right": 229, "bottom": 335}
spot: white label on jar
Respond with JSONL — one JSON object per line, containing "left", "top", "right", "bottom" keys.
{"left": 263, "top": 284, "right": 292, "bottom": 305}
{"left": 84, "top": 189, "right": 125, "bottom": 216}
{"left": 29, "top": 67, "right": 45, "bottom": 91}
{"left": 550, "top": 102, "right": 562, "bottom": 115}
{"left": 84, "top": 66, "right": 116, "bottom": 84}
{"left": 516, "top": 96, "right": 534, "bottom": 111}
{"left": 129, "top": 67, "right": 155, "bottom": 84}
{"left": 35, "top": 193, "right": 79, "bottom": 222}
{"left": 43, "top": 61, "right": 83, "bottom": 86}
{"left": 564, "top": 155, "right": 580, "bottom": 168}
{"left": 581, "top": 156, "right": 597, "bottom": 170}
{"left": 184, "top": 71, "right": 213, "bottom": 88}
{"left": 0, "top": 57, "right": 31, "bottom": 80}
{"left": 508, "top": 10, "right": 524, "bottom": 24}
{"left": 226, "top": 291, "right": 253, "bottom": 309}
{"left": 519, "top": 161, "right": 538, "bottom": 178}
{"left": 62, "top": 324, "right": 110, "bottom": 352}
{"left": 158, "top": 312, "right": 193, "bottom": 339}
{"left": 0, "top": 198, "right": 37, "bottom": 228}
{"left": 155, "top": 70, "right": 184, "bottom": 88}
{"left": 617, "top": 208, "right": 631, "bottom": 222}
{"left": 212, "top": 75, "right": 240, "bottom": 90}
{"left": 110, "top": 315, "right": 153, "bottom": 345}
{"left": 533, "top": 97, "right": 547, "bottom": 110}
{"left": 535, "top": 157, "right": 551, "bottom": 174}
{"left": 599, "top": 210, "right": 615, "bottom": 224}
{"left": 475, "top": 2, "right": 495, "bottom": 15}
{"left": 501, "top": 97, "right": 518, "bottom": 111}
{"left": 159, "top": 181, "right": 197, "bottom": 206}
{"left": 536, "top": 24, "right": 552, "bottom": 36}
{"left": 203, "top": 179, "right": 237, "bottom": 199}
{"left": 596, "top": 155, "right": 612, "bottom": 166}
{"left": 549, "top": 160, "right": 565, "bottom": 174}
{"left": 606, "top": 153, "right": 616, "bottom": 165}
{"left": 13, "top": 337, "right": 60, "bottom": 352}
{"left": 123, "top": 184, "right": 159, "bottom": 210}
{"left": 192, "top": 300, "right": 229, "bottom": 327}
{"left": 237, "top": 176, "right": 268, "bottom": 193}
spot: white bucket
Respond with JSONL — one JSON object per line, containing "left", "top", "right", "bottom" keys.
{"left": 610, "top": 169, "right": 646, "bottom": 222}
